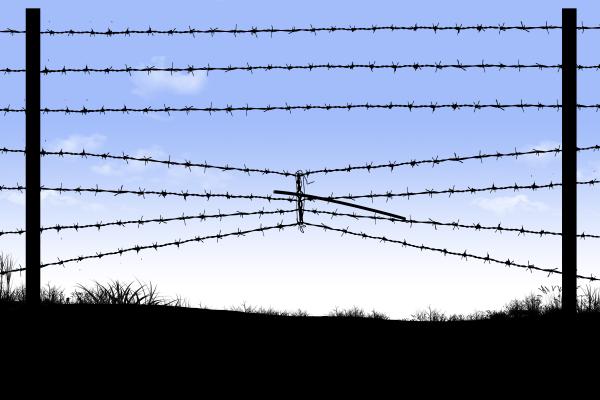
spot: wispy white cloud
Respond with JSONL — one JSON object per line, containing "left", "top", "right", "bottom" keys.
{"left": 131, "top": 56, "right": 207, "bottom": 98}
{"left": 165, "top": 163, "right": 233, "bottom": 191}
{"left": 516, "top": 140, "right": 561, "bottom": 166}
{"left": 50, "top": 134, "right": 106, "bottom": 152}
{"left": 471, "top": 194, "right": 550, "bottom": 215}
{"left": 0, "top": 192, "right": 25, "bottom": 206}
{"left": 41, "top": 191, "right": 105, "bottom": 212}
{"left": 91, "top": 163, "right": 120, "bottom": 176}
{"left": 90, "top": 145, "right": 168, "bottom": 178}
{"left": 87, "top": 144, "right": 233, "bottom": 191}
{"left": 0, "top": 191, "right": 105, "bottom": 212}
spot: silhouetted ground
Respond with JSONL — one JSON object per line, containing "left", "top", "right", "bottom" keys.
{"left": 6, "top": 302, "right": 593, "bottom": 384}
{"left": 2, "top": 272, "right": 599, "bottom": 358}
{"left": 4, "top": 302, "right": 599, "bottom": 350}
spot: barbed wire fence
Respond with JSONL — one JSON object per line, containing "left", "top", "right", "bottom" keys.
{"left": 0, "top": 10, "right": 598, "bottom": 314}
{"left": 2, "top": 22, "right": 600, "bottom": 36}
{"left": 1, "top": 61, "right": 600, "bottom": 75}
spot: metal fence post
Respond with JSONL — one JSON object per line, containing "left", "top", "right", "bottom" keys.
{"left": 26, "top": 8, "right": 41, "bottom": 306}
{"left": 562, "top": 8, "right": 577, "bottom": 317}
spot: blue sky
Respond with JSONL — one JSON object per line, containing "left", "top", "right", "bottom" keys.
{"left": 1, "top": 0, "right": 599, "bottom": 318}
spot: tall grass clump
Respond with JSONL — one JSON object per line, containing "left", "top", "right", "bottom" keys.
{"left": 0, "top": 252, "right": 22, "bottom": 302}
{"left": 578, "top": 285, "right": 600, "bottom": 313}
{"left": 41, "top": 283, "right": 67, "bottom": 304}
{"left": 72, "top": 280, "right": 187, "bottom": 306}
{"left": 410, "top": 306, "right": 448, "bottom": 322}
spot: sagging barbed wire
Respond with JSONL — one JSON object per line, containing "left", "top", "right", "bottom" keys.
{"left": 0, "top": 147, "right": 294, "bottom": 177}
{"left": 3, "top": 101, "right": 600, "bottom": 116}
{"left": 2, "top": 203, "right": 598, "bottom": 241}
{"left": 2, "top": 22, "right": 600, "bottom": 37}
{"left": 2, "top": 61, "right": 600, "bottom": 75}
{"left": 280, "top": 179, "right": 599, "bottom": 202}
{"left": 0, "top": 179, "right": 597, "bottom": 203}
{"left": 2, "top": 145, "right": 599, "bottom": 177}
{"left": 0, "top": 222, "right": 298, "bottom": 275}
{"left": 300, "top": 145, "right": 600, "bottom": 177}
{"left": 302, "top": 222, "right": 600, "bottom": 282}
{"left": 0, "top": 208, "right": 297, "bottom": 237}
{"left": 301, "top": 208, "right": 599, "bottom": 239}
{"left": 0, "top": 183, "right": 297, "bottom": 202}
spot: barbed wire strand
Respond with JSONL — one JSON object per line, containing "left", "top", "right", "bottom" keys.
{"left": 0, "top": 208, "right": 298, "bottom": 237}
{"left": 2, "top": 206, "right": 597, "bottom": 240}
{"left": 1, "top": 22, "right": 600, "bottom": 36}
{"left": 0, "top": 183, "right": 297, "bottom": 202}
{"left": 302, "top": 208, "right": 599, "bottom": 239}
{"left": 295, "top": 179, "right": 599, "bottom": 202}
{"left": 3, "top": 61, "right": 600, "bottom": 75}
{"left": 0, "top": 221, "right": 299, "bottom": 275}
{"left": 3, "top": 102, "right": 600, "bottom": 115}
{"left": 1, "top": 179, "right": 597, "bottom": 203}
{"left": 2, "top": 145, "right": 599, "bottom": 177}
{"left": 301, "top": 145, "right": 600, "bottom": 177}
{"left": 302, "top": 222, "right": 600, "bottom": 282}
{"left": 0, "top": 147, "right": 294, "bottom": 177}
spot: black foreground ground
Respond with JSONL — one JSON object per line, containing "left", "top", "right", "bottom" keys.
{"left": 4, "top": 303, "right": 599, "bottom": 357}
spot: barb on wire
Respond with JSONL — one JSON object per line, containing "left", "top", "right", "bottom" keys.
{"left": 301, "top": 144, "right": 600, "bottom": 177}
{"left": 2, "top": 23, "right": 600, "bottom": 37}
{"left": 302, "top": 179, "right": 599, "bottom": 202}
{"left": 0, "top": 222, "right": 299, "bottom": 274}
{"left": 4, "top": 206, "right": 596, "bottom": 241}
{"left": 2, "top": 145, "right": 599, "bottom": 179}
{"left": 0, "top": 208, "right": 298, "bottom": 237}
{"left": 4, "top": 61, "right": 600, "bottom": 75}
{"left": 0, "top": 184, "right": 25, "bottom": 192}
{"left": 1, "top": 179, "right": 598, "bottom": 203}
{"left": 0, "top": 183, "right": 296, "bottom": 202}
{"left": 303, "top": 222, "right": 599, "bottom": 282}
{"left": 302, "top": 208, "right": 599, "bottom": 239}
{"left": 0, "top": 147, "right": 293, "bottom": 177}
{"left": 3, "top": 101, "right": 599, "bottom": 116}
{"left": 0, "top": 147, "right": 26, "bottom": 154}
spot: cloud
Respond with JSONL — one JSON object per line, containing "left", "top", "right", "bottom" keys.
{"left": 516, "top": 140, "right": 561, "bottom": 166}
{"left": 131, "top": 56, "right": 207, "bottom": 98}
{"left": 41, "top": 191, "right": 106, "bottom": 212}
{"left": 128, "top": 146, "right": 169, "bottom": 171}
{"left": 50, "top": 134, "right": 106, "bottom": 152}
{"left": 88, "top": 144, "right": 232, "bottom": 190}
{"left": 90, "top": 145, "right": 168, "bottom": 178}
{"left": 41, "top": 191, "right": 79, "bottom": 206}
{"left": 165, "top": 163, "right": 233, "bottom": 191}
{"left": 471, "top": 195, "right": 550, "bottom": 215}
{"left": 0, "top": 192, "right": 25, "bottom": 206}
{"left": 91, "top": 164, "right": 120, "bottom": 176}
{"left": 0, "top": 191, "right": 104, "bottom": 212}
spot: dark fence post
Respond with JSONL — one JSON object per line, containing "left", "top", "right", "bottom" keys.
{"left": 26, "top": 8, "right": 41, "bottom": 306}
{"left": 562, "top": 8, "right": 577, "bottom": 317}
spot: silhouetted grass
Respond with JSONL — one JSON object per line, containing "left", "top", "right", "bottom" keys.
{"left": 409, "top": 285, "right": 600, "bottom": 321}
{"left": 71, "top": 280, "right": 189, "bottom": 306}
{"left": 0, "top": 252, "right": 19, "bottom": 302}
{"left": 2, "top": 252, "right": 599, "bottom": 320}
{"left": 0, "top": 257, "right": 190, "bottom": 307}
{"left": 329, "top": 306, "right": 390, "bottom": 319}
{"left": 411, "top": 306, "right": 451, "bottom": 322}
{"left": 2, "top": 279, "right": 600, "bottom": 320}
{"left": 229, "top": 301, "right": 309, "bottom": 317}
